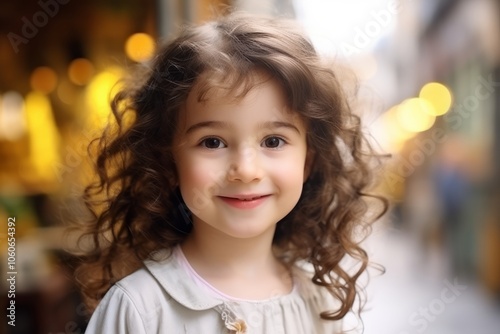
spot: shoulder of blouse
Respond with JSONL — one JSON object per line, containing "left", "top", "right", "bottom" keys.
{"left": 116, "top": 248, "right": 224, "bottom": 312}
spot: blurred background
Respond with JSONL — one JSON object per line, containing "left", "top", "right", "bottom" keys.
{"left": 0, "top": 0, "right": 499, "bottom": 333}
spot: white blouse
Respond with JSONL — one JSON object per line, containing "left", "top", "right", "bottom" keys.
{"left": 85, "top": 248, "right": 342, "bottom": 333}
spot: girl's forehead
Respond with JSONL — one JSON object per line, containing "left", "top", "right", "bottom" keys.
{"left": 190, "top": 69, "right": 276, "bottom": 104}
{"left": 187, "top": 72, "right": 286, "bottom": 111}
{"left": 176, "top": 71, "right": 305, "bottom": 131}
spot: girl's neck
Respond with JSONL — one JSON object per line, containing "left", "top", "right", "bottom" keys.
{"left": 181, "top": 225, "right": 277, "bottom": 277}
{"left": 180, "top": 225, "right": 293, "bottom": 299}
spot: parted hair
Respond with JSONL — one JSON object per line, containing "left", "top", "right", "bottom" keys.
{"left": 74, "top": 12, "right": 387, "bottom": 321}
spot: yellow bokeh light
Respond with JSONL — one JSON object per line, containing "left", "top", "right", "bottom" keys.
{"left": 68, "top": 58, "right": 94, "bottom": 85}
{"left": 30, "top": 66, "right": 58, "bottom": 94}
{"left": 419, "top": 82, "right": 452, "bottom": 116}
{"left": 396, "top": 98, "right": 436, "bottom": 133}
{"left": 25, "top": 91, "right": 61, "bottom": 182}
{"left": 85, "top": 67, "right": 123, "bottom": 129}
{"left": 384, "top": 106, "right": 416, "bottom": 150}
{"left": 125, "top": 33, "right": 155, "bottom": 62}
{"left": 372, "top": 106, "right": 417, "bottom": 152}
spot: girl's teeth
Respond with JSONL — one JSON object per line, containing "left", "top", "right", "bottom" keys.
{"left": 241, "top": 197, "right": 259, "bottom": 201}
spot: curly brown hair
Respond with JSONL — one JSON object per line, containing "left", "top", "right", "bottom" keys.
{"left": 74, "top": 12, "right": 387, "bottom": 321}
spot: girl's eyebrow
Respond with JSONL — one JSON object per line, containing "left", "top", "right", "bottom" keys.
{"left": 185, "top": 121, "right": 229, "bottom": 134}
{"left": 185, "top": 121, "right": 301, "bottom": 135}
{"left": 261, "top": 121, "right": 301, "bottom": 134}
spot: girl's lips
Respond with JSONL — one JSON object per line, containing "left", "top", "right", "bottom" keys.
{"left": 218, "top": 195, "right": 270, "bottom": 209}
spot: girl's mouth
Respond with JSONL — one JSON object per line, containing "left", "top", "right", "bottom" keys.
{"left": 217, "top": 195, "right": 270, "bottom": 209}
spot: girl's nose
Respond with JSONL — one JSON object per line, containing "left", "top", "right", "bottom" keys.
{"left": 227, "top": 146, "right": 263, "bottom": 183}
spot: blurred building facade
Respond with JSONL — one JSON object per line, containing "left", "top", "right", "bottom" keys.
{"left": 389, "top": 0, "right": 500, "bottom": 296}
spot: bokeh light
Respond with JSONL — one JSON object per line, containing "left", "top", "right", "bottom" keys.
{"left": 371, "top": 105, "right": 417, "bottom": 152}
{"left": 384, "top": 106, "right": 416, "bottom": 150}
{"left": 30, "top": 66, "right": 58, "bottom": 94}
{"left": 56, "top": 81, "right": 78, "bottom": 105}
{"left": 419, "top": 82, "right": 452, "bottom": 116}
{"left": 85, "top": 67, "right": 123, "bottom": 129}
{"left": 124, "top": 33, "right": 155, "bottom": 62}
{"left": 396, "top": 98, "right": 436, "bottom": 132}
{"left": 68, "top": 58, "right": 94, "bottom": 86}
{"left": 0, "top": 91, "right": 26, "bottom": 141}
{"left": 25, "top": 91, "right": 61, "bottom": 182}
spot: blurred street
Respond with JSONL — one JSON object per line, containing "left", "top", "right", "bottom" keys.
{"left": 1, "top": 0, "right": 500, "bottom": 333}
{"left": 362, "top": 220, "right": 500, "bottom": 334}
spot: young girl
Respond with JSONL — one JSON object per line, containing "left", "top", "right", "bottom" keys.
{"left": 76, "top": 12, "right": 386, "bottom": 334}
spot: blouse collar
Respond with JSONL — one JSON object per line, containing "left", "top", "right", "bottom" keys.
{"left": 144, "top": 248, "right": 224, "bottom": 311}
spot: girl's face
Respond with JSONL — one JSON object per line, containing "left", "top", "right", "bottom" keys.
{"left": 173, "top": 73, "right": 311, "bottom": 241}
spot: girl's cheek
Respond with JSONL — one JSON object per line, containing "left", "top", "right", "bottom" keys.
{"left": 186, "top": 160, "right": 227, "bottom": 191}
{"left": 269, "top": 152, "right": 308, "bottom": 175}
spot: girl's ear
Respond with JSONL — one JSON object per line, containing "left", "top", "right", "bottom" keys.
{"left": 304, "top": 149, "right": 315, "bottom": 181}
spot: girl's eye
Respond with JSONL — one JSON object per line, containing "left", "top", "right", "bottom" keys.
{"left": 201, "top": 137, "right": 226, "bottom": 149}
{"left": 262, "top": 136, "right": 285, "bottom": 148}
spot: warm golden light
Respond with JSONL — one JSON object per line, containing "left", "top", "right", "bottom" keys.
{"left": 385, "top": 106, "right": 416, "bottom": 149}
{"left": 372, "top": 106, "right": 417, "bottom": 152}
{"left": 25, "top": 91, "right": 61, "bottom": 181}
{"left": 396, "top": 98, "right": 436, "bottom": 133}
{"left": 85, "top": 68, "right": 123, "bottom": 129}
{"left": 68, "top": 58, "right": 94, "bottom": 85}
{"left": 125, "top": 33, "right": 155, "bottom": 62}
{"left": 56, "top": 81, "right": 77, "bottom": 105}
{"left": 419, "top": 82, "right": 452, "bottom": 116}
{"left": 0, "top": 91, "right": 26, "bottom": 141}
{"left": 30, "top": 66, "right": 58, "bottom": 94}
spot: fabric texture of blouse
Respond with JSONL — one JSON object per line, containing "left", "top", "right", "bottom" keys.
{"left": 84, "top": 248, "right": 342, "bottom": 333}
